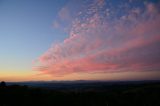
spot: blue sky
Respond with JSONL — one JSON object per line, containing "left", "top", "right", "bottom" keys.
{"left": 0, "top": 0, "right": 160, "bottom": 81}
{"left": 0, "top": 0, "right": 68, "bottom": 77}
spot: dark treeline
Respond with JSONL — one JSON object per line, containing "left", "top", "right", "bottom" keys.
{"left": 0, "top": 81, "right": 160, "bottom": 106}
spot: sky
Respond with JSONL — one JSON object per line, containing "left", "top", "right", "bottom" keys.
{"left": 0, "top": 0, "right": 160, "bottom": 82}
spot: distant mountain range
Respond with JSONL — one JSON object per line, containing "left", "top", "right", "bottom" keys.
{"left": 5, "top": 80, "right": 160, "bottom": 90}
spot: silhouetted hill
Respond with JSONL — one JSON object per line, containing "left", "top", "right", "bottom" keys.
{"left": 0, "top": 81, "right": 160, "bottom": 106}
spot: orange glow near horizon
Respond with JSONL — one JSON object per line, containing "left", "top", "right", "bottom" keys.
{"left": 1, "top": 70, "right": 160, "bottom": 82}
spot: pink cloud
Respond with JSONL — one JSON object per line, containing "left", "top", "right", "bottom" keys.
{"left": 58, "top": 7, "right": 71, "bottom": 21}
{"left": 34, "top": 0, "right": 160, "bottom": 76}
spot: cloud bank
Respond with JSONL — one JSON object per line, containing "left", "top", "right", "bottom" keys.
{"left": 34, "top": 0, "right": 160, "bottom": 76}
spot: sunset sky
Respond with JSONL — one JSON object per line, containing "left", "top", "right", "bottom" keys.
{"left": 0, "top": 0, "right": 160, "bottom": 82}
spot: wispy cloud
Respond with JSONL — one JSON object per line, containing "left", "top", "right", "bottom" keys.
{"left": 34, "top": 0, "right": 160, "bottom": 76}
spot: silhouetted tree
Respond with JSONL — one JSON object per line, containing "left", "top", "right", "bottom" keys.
{"left": 0, "top": 81, "right": 6, "bottom": 87}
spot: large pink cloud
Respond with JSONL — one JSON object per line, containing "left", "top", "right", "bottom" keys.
{"left": 34, "top": 0, "right": 160, "bottom": 76}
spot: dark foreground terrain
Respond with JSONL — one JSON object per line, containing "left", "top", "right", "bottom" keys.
{"left": 0, "top": 81, "right": 160, "bottom": 106}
